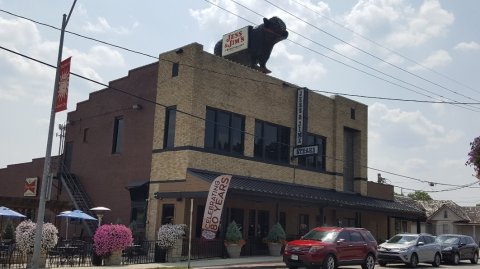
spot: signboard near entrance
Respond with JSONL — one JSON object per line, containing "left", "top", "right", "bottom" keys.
{"left": 201, "top": 175, "right": 232, "bottom": 240}
{"left": 293, "top": 145, "right": 319, "bottom": 157}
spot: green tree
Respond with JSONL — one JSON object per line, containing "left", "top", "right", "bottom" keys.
{"left": 407, "top": 190, "right": 432, "bottom": 201}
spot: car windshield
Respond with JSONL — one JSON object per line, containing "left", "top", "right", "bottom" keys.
{"left": 386, "top": 235, "right": 418, "bottom": 244}
{"left": 302, "top": 230, "right": 338, "bottom": 242}
{"left": 435, "top": 236, "right": 459, "bottom": 244}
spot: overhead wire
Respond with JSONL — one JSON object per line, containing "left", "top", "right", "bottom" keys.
{"left": 263, "top": 0, "right": 480, "bottom": 104}
{"left": 204, "top": 0, "right": 480, "bottom": 112}
{"left": 2, "top": 44, "right": 478, "bottom": 194}
{"left": 289, "top": 0, "right": 480, "bottom": 97}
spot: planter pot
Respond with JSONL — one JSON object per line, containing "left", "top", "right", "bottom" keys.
{"left": 154, "top": 245, "right": 167, "bottom": 262}
{"left": 226, "top": 244, "right": 242, "bottom": 258}
{"left": 104, "top": 250, "right": 122, "bottom": 266}
{"left": 268, "top": 242, "right": 283, "bottom": 256}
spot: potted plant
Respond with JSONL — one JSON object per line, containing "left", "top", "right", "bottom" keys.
{"left": 224, "top": 221, "right": 245, "bottom": 258}
{"left": 156, "top": 223, "right": 187, "bottom": 262}
{"left": 93, "top": 224, "right": 133, "bottom": 265}
{"left": 15, "top": 220, "right": 58, "bottom": 268}
{"left": 265, "top": 222, "right": 286, "bottom": 256}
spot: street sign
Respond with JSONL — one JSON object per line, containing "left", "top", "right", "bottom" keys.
{"left": 293, "top": 145, "right": 319, "bottom": 157}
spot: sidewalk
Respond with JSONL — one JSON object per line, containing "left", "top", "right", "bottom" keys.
{"left": 56, "top": 256, "right": 286, "bottom": 269}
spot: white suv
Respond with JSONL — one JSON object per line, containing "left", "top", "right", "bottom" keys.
{"left": 377, "top": 233, "right": 441, "bottom": 267}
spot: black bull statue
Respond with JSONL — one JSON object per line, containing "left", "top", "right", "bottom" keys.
{"left": 214, "top": 16, "right": 288, "bottom": 74}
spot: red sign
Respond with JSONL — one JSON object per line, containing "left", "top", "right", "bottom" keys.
{"left": 201, "top": 175, "right": 232, "bottom": 239}
{"left": 55, "top": 57, "right": 71, "bottom": 112}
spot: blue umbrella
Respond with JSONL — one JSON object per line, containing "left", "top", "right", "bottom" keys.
{"left": 57, "top": 210, "right": 96, "bottom": 240}
{"left": 0, "top": 206, "right": 26, "bottom": 218}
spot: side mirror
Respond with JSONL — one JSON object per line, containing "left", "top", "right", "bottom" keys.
{"left": 417, "top": 242, "right": 425, "bottom": 246}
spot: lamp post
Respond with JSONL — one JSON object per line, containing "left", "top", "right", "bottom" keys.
{"left": 90, "top": 207, "right": 111, "bottom": 227}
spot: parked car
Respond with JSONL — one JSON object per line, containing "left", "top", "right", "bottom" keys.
{"left": 435, "top": 234, "right": 479, "bottom": 264}
{"left": 283, "top": 227, "right": 378, "bottom": 269}
{"left": 377, "top": 233, "right": 441, "bottom": 267}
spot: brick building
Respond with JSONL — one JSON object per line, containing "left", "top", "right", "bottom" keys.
{"left": 0, "top": 43, "right": 424, "bottom": 250}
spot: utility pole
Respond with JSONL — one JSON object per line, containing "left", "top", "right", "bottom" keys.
{"left": 31, "top": 2, "right": 76, "bottom": 268}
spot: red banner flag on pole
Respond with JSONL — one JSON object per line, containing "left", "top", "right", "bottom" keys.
{"left": 201, "top": 174, "right": 232, "bottom": 240}
{"left": 55, "top": 57, "right": 71, "bottom": 112}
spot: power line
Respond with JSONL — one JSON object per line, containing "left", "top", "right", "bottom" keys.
{"left": 3, "top": 8, "right": 479, "bottom": 107}
{"left": 263, "top": 0, "right": 480, "bottom": 104}
{"left": 204, "top": 1, "right": 480, "bottom": 112}
{"left": 2, "top": 44, "right": 478, "bottom": 194}
{"left": 289, "top": 0, "right": 480, "bottom": 97}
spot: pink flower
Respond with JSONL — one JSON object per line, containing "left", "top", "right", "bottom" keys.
{"left": 93, "top": 224, "right": 133, "bottom": 256}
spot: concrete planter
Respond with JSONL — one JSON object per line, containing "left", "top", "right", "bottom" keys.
{"left": 226, "top": 244, "right": 242, "bottom": 258}
{"left": 268, "top": 242, "right": 283, "bottom": 256}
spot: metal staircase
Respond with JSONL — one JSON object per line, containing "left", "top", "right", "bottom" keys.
{"left": 59, "top": 163, "right": 97, "bottom": 237}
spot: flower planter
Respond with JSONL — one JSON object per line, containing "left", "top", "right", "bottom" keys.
{"left": 104, "top": 250, "right": 122, "bottom": 266}
{"left": 226, "top": 244, "right": 242, "bottom": 258}
{"left": 268, "top": 242, "right": 283, "bottom": 256}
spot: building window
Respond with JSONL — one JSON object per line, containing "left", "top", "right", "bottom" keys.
{"left": 444, "top": 210, "right": 448, "bottom": 218}
{"left": 172, "top": 62, "right": 179, "bottom": 77}
{"left": 164, "top": 107, "right": 176, "bottom": 148}
{"left": 442, "top": 223, "right": 449, "bottom": 234}
{"left": 254, "top": 120, "right": 290, "bottom": 163}
{"left": 298, "top": 133, "right": 326, "bottom": 170}
{"left": 351, "top": 108, "right": 356, "bottom": 119}
{"left": 112, "top": 117, "right": 124, "bottom": 153}
{"left": 161, "top": 204, "right": 175, "bottom": 225}
{"left": 204, "top": 107, "right": 245, "bottom": 155}
{"left": 83, "top": 128, "right": 89, "bottom": 143}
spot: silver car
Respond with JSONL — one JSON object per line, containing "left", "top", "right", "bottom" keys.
{"left": 377, "top": 233, "right": 441, "bottom": 267}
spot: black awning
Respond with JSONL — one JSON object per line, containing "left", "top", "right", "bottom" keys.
{"left": 186, "top": 168, "right": 425, "bottom": 218}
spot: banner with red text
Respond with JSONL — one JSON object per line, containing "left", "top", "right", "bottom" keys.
{"left": 201, "top": 174, "right": 232, "bottom": 240}
{"left": 55, "top": 57, "right": 71, "bottom": 112}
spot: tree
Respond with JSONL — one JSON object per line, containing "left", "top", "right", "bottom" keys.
{"left": 466, "top": 136, "right": 480, "bottom": 179}
{"left": 407, "top": 190, "right": 432, "bottom": 201}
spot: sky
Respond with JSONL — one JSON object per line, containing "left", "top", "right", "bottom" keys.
{"left": 0, "top": 0, "right": 479, "bottom": 205}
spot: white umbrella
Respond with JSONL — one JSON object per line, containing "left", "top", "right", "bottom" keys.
{"left": 57, "top": 210, "right": 96, "bottom": 240}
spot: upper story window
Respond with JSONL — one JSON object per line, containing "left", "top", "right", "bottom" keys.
{"left": 164, "top": 106, "right": 176, "bottom": 148}
{"left": 444, "top": 210, "right": 448, "bottom": 218}
{"left": 298, "top": 133, "right": 326, "bottom": 171}
{"left": 204, "top": 107, "right": 245, "bottom": 155}
{"left": 254, "top": 120, "right": 290, "bottom": 164}
{"left": 112, "top": 116, "right": 124, "bottom": 153}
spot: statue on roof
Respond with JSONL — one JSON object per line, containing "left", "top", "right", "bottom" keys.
{"left": 214, "top": 16, "right": 288, "bottom": 74}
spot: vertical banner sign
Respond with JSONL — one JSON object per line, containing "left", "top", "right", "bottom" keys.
{"left": 296, "top": 88, "right": 305, "bottom": 145}
{"left": 55, "top": 57, "right": 72, "bottom": 112}
{"left": 201, "top": 175, "right": 232, "bottom": 240}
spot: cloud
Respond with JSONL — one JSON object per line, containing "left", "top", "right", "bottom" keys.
{"left": 82, "top": 17, "right": 137, "bottom": 35}
{"left": 408, "top": 49, "right": 452, "bottom": 71}
{"left": 454, "top": 41, "right": 480, "bottom": 51}
{"left": 369, "top": 103, "right": 461, "bottom": 150}
{"left": 189, "top": 0, "right": 239, "bottom": 29}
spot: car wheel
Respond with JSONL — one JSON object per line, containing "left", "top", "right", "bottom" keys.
{"left": 471, "top": 252, "right": 478, "bottom": 264}
{"left": 322, "top": 254, "right": 336, "bottom": 269}
{"left": 378, "top": 261, "right": 387, "bottom": 267}
{"left": 362, "top": 254, "right": 376, "bottom": 269}
{"left": 432, "top": 253, "right": 441, "bottom": 267}
{"left": 288, "top": 267, "right": 298, "bottom": 269}
{"left": 452, "top": 253, "right": 460, "bottom": 265}
{"left": 408, "top": 253, "right": 418, "bottom": 268}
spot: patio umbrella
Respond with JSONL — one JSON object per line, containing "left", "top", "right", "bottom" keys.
{"left": 57, "top": 210, "right": 97, "bottom": 240}
{"left": 0, "top": 206, "right": 26, "bottom": 238}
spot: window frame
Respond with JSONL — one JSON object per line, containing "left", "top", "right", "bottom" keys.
{"left": 297, "top": 133, "right": 326, "bottom": 171}
{"left": 204, "top": 107, "right": 245, "bottom": 155}
{"left": 254, "top": 119, "right": 290, "bottom": 164}
{"left": 163, "top": 106, "right": 176, "bottom": 149}
{"left": 112, "top": 116, "right": 124, "bottom": 154}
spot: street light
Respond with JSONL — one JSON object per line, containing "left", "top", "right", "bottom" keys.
{"left": 90, "top": 206, "right": 111, "bottom": 227}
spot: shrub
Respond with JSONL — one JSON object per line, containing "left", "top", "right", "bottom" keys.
{"left": 224, "top": 221, "right": 245, "bottom": 246}
{"left": 157, "top": 224, "right": 187, "bottom": 249}
{"left": 3, "top": 220, "right": 14, "bottom": 241}
{"left": 93, "top": 224, "right": 133, "bottom": 256}
{"left": 265, "top": 223, "right": 286, "bottom": 244}
{"left": 466, "top": 136, "right": 480, "bottom": 178}
{"left": 15, "top": 220, "right": 58, "bottom": 254}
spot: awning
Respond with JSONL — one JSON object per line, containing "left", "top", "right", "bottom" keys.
{"left": 181, "top": 168, "right": 425, "bottom": 219}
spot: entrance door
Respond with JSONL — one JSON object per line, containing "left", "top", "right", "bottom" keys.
{"left": 245, "top": 209, "right": 269, "bottom": 255}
